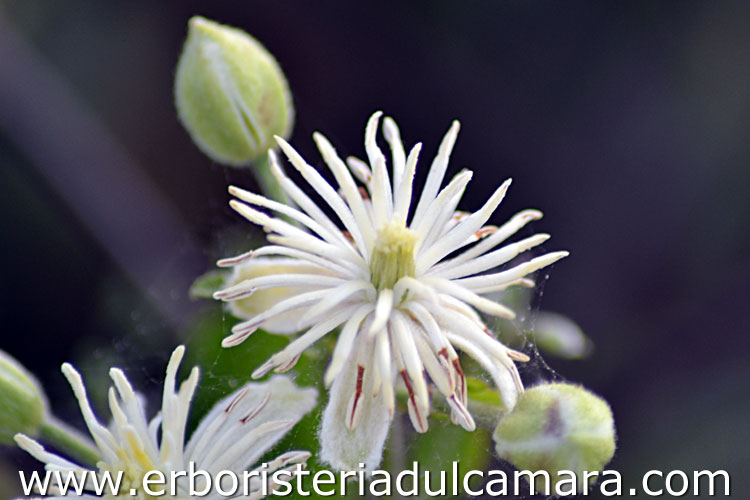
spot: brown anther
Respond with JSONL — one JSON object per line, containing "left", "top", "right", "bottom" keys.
{"left": 402, "top": 370, "right": 427, "bottom": 432}
{"left": 507, "top": 349, "right": 531, "bottom": 362}
{"left": 240, "top": 392, "right": 271, "bottom": 424}
{"left": 451, "top": 211, "right": 470, "bottom": 222}
{"left": 475, "top": 225, "right": 498, "bottom": 239}
{"left": 275, "top": 354, "right": 302, "bottom": 373}
{"left": 225, "top": 388, "right": 249, "bottom": 414}
{"left": 452, "top": 358, "right": 467, "bottom": 404}
{"left": 347, "top": 365, "right": 366, "bottom": 428}
{"left": 341, "top": 230, "right": 355, "bottom": 244}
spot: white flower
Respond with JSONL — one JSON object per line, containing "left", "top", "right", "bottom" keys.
{"left": 15, "top": 346, "right": 316, "bottom": 499}
{"left": 214, "top": 112, "right": 568, "bottom": 471}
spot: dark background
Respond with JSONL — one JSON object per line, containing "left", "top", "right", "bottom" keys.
{"left": 1, "top": 1, "right": 748, "bottom": 498}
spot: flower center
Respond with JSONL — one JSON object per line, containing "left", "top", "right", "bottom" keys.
{"left": 102, "top": 446, "right": 165, "bottom": 498}
{"left": 369, "top": 223, "right": 417, "bottom": 290}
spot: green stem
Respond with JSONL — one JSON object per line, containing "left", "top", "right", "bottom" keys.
{"left": 391, "top": 409, "right": 406, "bottom": 474}
{"left": 40, "top": 416, "right": 101, "bottom": 467}
{"left": 252, "top": 153, "right": 286, "bottom": 204}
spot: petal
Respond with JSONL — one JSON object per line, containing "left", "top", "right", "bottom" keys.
{"left": 185, "top": 375, "right": 316, "bottom": 475}
{"left": 319, "top": 340, "right": 390, "bottom": 472}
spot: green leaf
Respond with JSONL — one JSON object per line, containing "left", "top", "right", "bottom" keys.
{"left": 463, "top": 376, "right": 511, "bottom": 430}
{"left": 183, "top": 306, "right": 290, "bottom": 431}
{"left": 188, "top": 270, "right": 227, "bottom": 299}
{"left": 466, "top": 377, "right": 503, "bottom": 408}
{"left": 182, "top": 306, "right": 338, "bottom": 499}
{"left": 392, "top": 413, "right": 492, "bottom": 498}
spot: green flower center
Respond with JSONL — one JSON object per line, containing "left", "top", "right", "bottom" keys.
{"left": 369, "top": 223, "right": 417, "bottom": 290}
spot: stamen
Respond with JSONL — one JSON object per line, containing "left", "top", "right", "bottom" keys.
{"left": 240, "top": 392, "right": 271, "bottom": 424}
{"left": 475, "top": 225, "right": 498, "bottom": 239}
{"left": 452, "top": 358, "right": 468, "bottom": 406}
{"left": 345, "top": 365, "right": 366, "bottom": 430}
{"left": 451, "top": 211, "right": 470, "bottom": 223}
{"left": 222, "top": 328, "right": 258, "bottom": 348}
{"left": 225, "top": 388, "right": 249, "bottom": 413}
{"left": 274, "top": 354, "right": 302, "bottom": 374}
{"left": 401, "top": 370, "right": 428, "bottom": 433}
{"left": 447, "top": 394, "right": 476, "bottom": 431}
{"left": 507, "top": 349, "right": 531, "bottom": 362}
{"left": 217, "top": 250, "right": 255, "bottom": 267}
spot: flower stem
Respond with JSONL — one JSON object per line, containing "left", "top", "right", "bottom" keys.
{"left": 252, "top": 154, "right": 286, "bottom": 204}
{"left": 40, "top": 416, "right": 101, "bottom": 467}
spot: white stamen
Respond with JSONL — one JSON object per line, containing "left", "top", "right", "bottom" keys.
{"left": 454, "top": 251, "right": 569, "bottom": 290}
{"left": 411, "top": 120, "right": 461, "bottom": 229}
{"left": 314, "top": 132, "right": 375, "bottom": 253}
{"left": 430, "top": 233, "right": 551, "bottom": 279}
{"left": 382, "top": 116, "right": 406, "bottom": 194}
{"left": 425, "top": 277, "right": 516, "bottom": 318}
{"left": 276, "top": 136, "right": 369, "bottom": 254}
{"left": 392, "top": 143, "right": 421, "bottom": 226}
{"left": 325, "top": 306, "right": 373, "bottom": 387}
{"left": 369, "top": 289, "right": 394, "bottom": 336}
{"left": 269, "top": 150, "right": 353, "bottom": 248}
{"left": 417, "top": 178, "right": 512, "bottom": 273}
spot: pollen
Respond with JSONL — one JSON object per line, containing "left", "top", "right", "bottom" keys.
{"left": 369, "top": 222, "right": 417, "bottom": 290}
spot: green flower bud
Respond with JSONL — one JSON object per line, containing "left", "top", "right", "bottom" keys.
{"left": 175, "top": 16, "right": 294, "bottom": 166}
{"left": 0, "top": 351, "right": 47, "bottom": 446}
{"left": 493, "top": 383, "right": 616, "bottom": 495}
{"left": 532, "top": 312, "right": 593, "bottom": 360}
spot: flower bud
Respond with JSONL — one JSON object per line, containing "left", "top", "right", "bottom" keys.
{"left": 493, "top": 383, "right": 616, "bottom": 495}
{"left": 0, "top": 351, "right": 47, "bottom": 446}
{"left": 532, "top": 312, "right": 593, "bottom": 360}
{"left": 175, "top": 16, "right": 294, "bottom": 166}
{"left": 220, "top": 257, "right": 333, "bottom": 335}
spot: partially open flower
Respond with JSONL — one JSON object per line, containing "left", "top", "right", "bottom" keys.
{"left": 223, "top": 257, "right": 339, "bottom": 335}
{"left": 0, "top": 350, "right": 47, "bottom": 446}
{"left": 215, "top": 112, "right": 568, "bottom": 470}
{"left": 175, "top": 16, "right": 293, "bottom": 166}
{"left": 15, "top": 346, "right": 316, "bottom": 499}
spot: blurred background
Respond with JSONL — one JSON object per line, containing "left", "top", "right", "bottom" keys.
{"left": 1, "top": 1, "right": 748, "bottom": 498}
